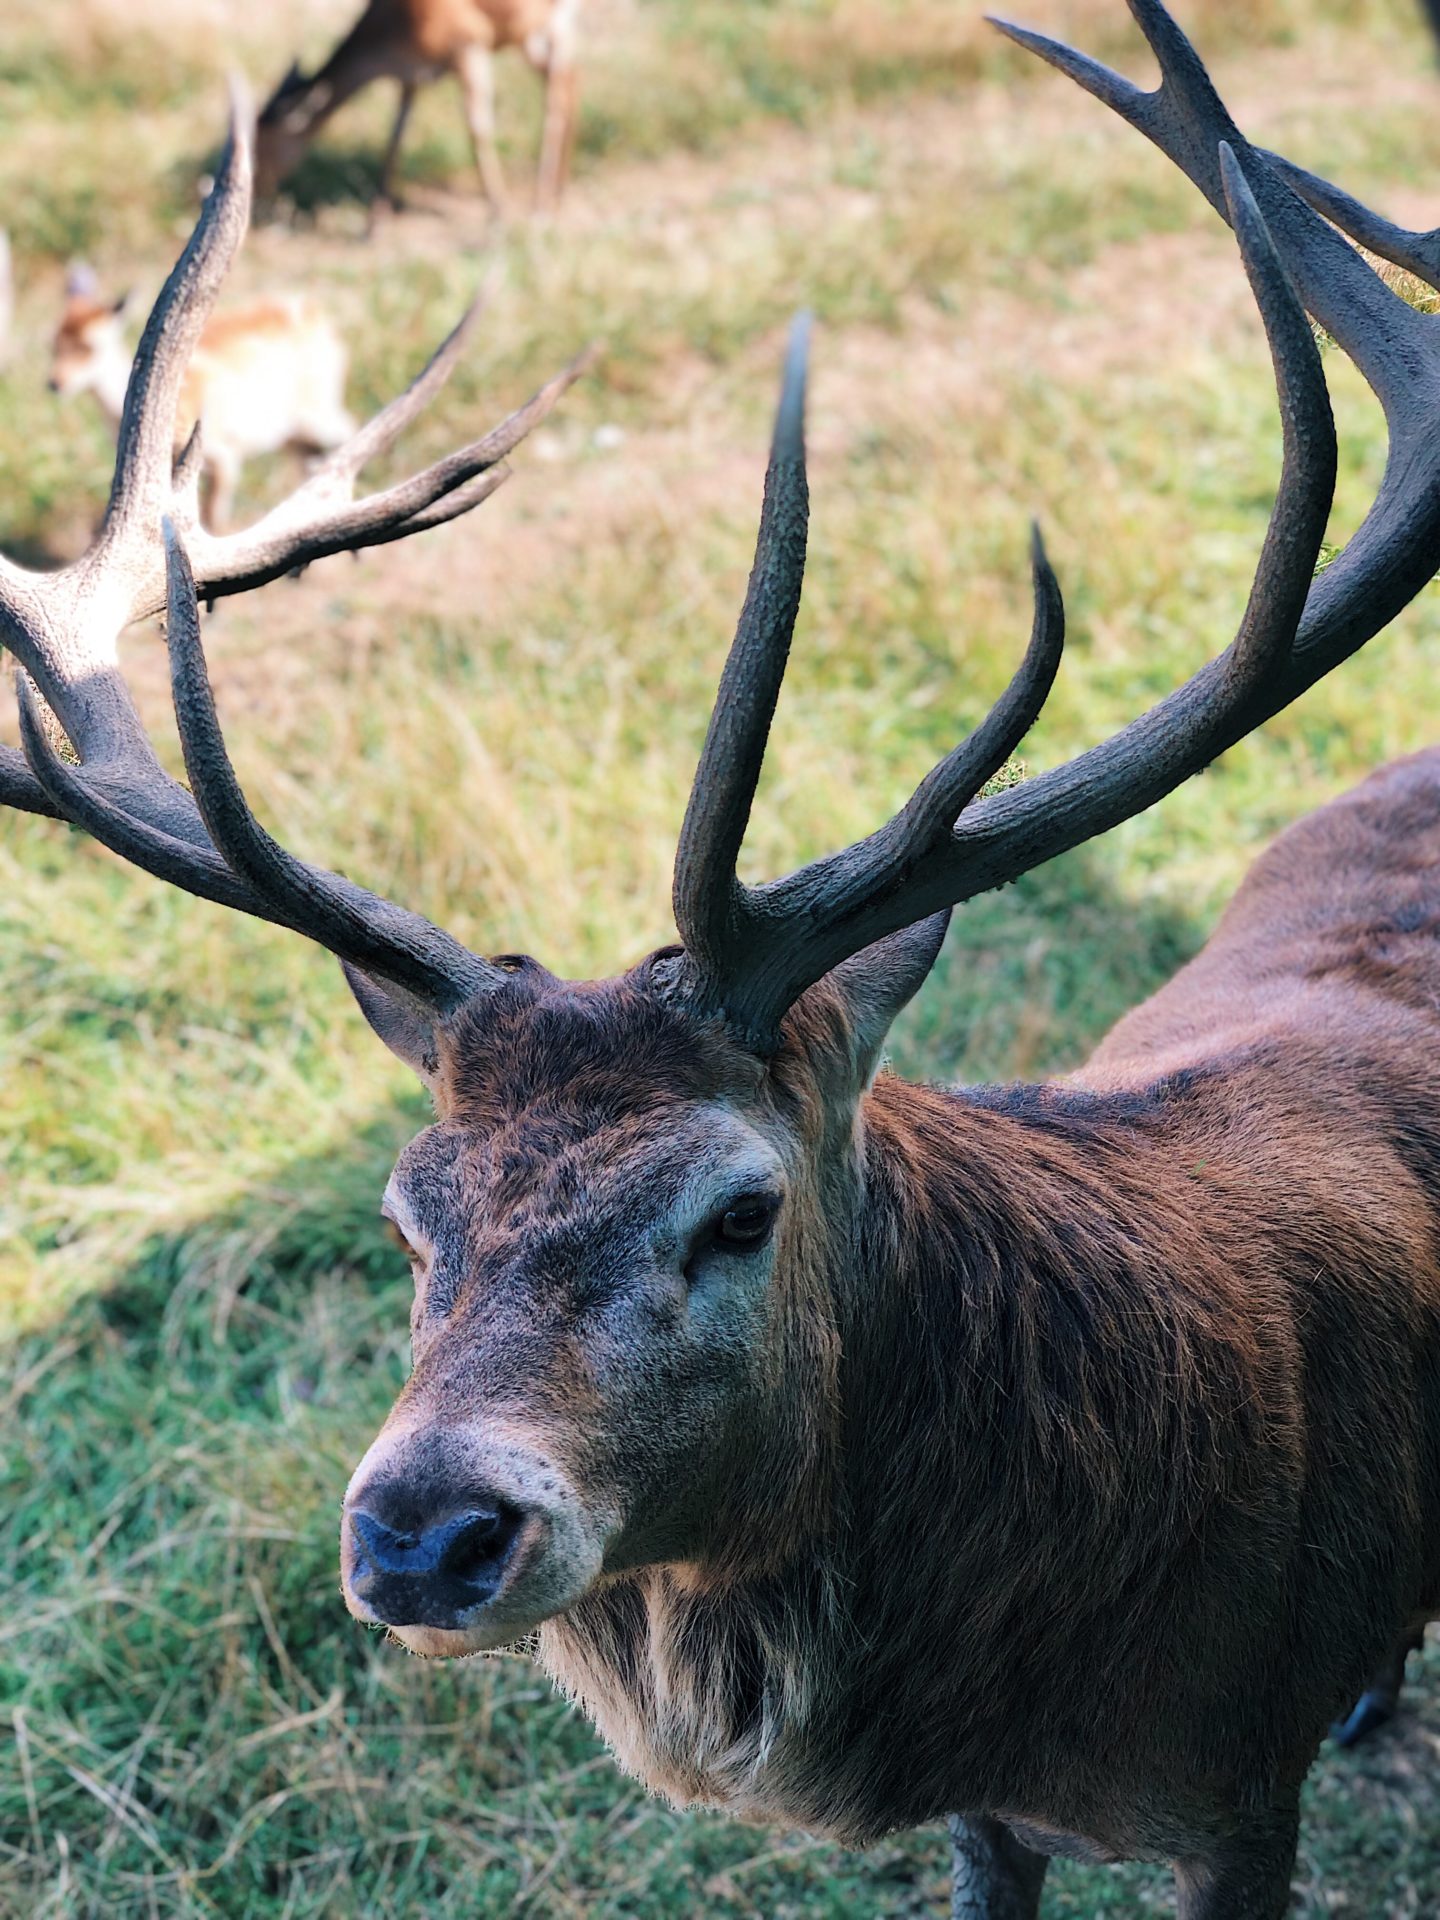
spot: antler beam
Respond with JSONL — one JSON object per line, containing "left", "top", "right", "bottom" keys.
{"left": 673, "top": 0, "right": 1440, "bottom": 1051}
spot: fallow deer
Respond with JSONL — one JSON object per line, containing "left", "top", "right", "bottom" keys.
{"left": 49, "top": 268, "right": 358, "bottom": 530}
{"left": 10, "top": 6, "right": 1440, "bottom": 1916}
{"left": 255, "top": 0, "right": 581, "bottom": 216}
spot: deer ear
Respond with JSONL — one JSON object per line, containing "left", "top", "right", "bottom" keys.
{"left": 340, "top": 961, "right": 442, "bottom": 1089}
{"left": 820, "top": 910, "right": 951, "bottom": 1086}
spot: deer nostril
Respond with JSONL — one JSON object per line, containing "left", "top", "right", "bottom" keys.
{"left": 434, "top": 1507, "right": 510, "bottom": 1580}
{"left": 349, "top": 1506, "right": 415, "bottom": 1573}
{"left": 348, "top": 1500, "right": 519, "bottom": 1588}
{"left": 345, "top": 1487, "right": 534, "bottom": 1632}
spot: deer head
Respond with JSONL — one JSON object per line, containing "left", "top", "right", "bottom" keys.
{"left": 10, "top": 4, "right": 1440, "bottom": 1657}
{"left": 49, "top": 273, "right": 136, "bottom": 411}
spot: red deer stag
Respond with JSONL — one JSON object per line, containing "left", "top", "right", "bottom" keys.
{"left": 9, "top": 6, "right": 1440, "bottom": 1916}
{"left": 255, "top": 0, "right": 581, "bottom": 216}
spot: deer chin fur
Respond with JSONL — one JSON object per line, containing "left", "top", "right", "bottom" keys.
{"left": 383, "top": 1621, "right": 497, "bottom": 1660}
{"left": 536, "top": 1557, "right": 859, "bottom": 1834}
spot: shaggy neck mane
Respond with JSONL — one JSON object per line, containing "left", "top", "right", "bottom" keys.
{"left": 539, "top": 1064, "right": 1298, "bottom": 1844}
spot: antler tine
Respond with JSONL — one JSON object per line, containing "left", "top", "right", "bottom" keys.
{"left": 988, "top": 1, "right": 1436, "bottom": 421}
{"left": 1262, "top": 153, "right": 1440, "bottom": 295}
{"left": 378, "top": 464, "right": 510, "bottom": 540}
{"left": 673, "top": 312, "right": 812, "bottom": 993}
{"left": 0, "top": 741, "right": 62, "bottom": 818}
{"left": 986, "top": 13, "right": 1150, "bottom": 124}
{"left": 675, "top": 139, "right": 1337, "bottom": 1051}
{"left": 101, "top": 78, "right": 253, "bottom": 554}
{"left": 162, "top": 522, "right": 500, "bottom": 1009}
{"left": 18, "top": 668, "right": 272, "bottom": 911}
{"left": 182, "top": 347, "right": 594, "bottom": 602}
{"left": 306, "top": 282, "right": 492, "bottom": 489}
{"left": 0, "top": 81, "right": 251, "bottom": 828}
{"left": 885, "top": 524, "right": 1064, "bottom": 845}
{"left": 1214, "top": 144, "right": 1336, "bottom": 701}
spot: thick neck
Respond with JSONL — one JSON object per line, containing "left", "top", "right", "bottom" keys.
{"left": 298, "top": 28, "right": 402, "bottom": 135}
{"left": 539, "top": 1065, "right": 1300, "bottom": 1837}
{"left": 841, "top": 1071, "right": 1277, "bottom": 1572}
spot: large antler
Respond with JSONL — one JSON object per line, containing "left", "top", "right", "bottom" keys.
{"left": 672, "top": 0, "right": 1440, "bottom": 1051}
{"left": 2, "top": 90, "right": 584, "bottom": 1010}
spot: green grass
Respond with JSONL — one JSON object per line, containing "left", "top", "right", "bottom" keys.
{"left": 5, "top": 0, "right": 1440, "bottom": 1913}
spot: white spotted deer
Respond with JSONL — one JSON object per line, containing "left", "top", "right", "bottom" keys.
{"left": 49, "top": 267, "right": 358, "bottom": 530}
{"left": 9, "top": 6, "right": 1440, "bottom": 1917}
{"left": 255, "top": 0, "right": 582, "bottom": 216}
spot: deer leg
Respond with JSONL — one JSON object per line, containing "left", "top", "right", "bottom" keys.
{"left": 1332, "top": 1622, "right": 1427, "bottom": 1747}
{"left": 201, "top": 449, "right": 240, "bottom": 534}
{"left": 1173, "top": 1806, "right": 1299, "bottom": 1920}
{"left": 455, "top": 44, "right": 508, "bottom": 215}
{"left": 375, "top": 80, "right": 417, "bottom": 214}
{"left": 948, "top": 1815, "right": 1048, "bottom": 1920}
{"left": 537, "top": 59, "right": 579, "bottom": 210}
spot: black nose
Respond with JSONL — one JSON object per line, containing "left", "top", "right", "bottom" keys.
{"left": 348, "top": 1492, "right": 522, "bottom": 1629}
{"left": 47, "top": 377, "right": 62, "bottom": 394}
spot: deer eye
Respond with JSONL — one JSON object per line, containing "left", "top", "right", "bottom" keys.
{"left": 713, "top": 1194, "right": 780, "bottom": 1251}
{"left": 383, "top": 1217, "right": 422, "bottom": 1266}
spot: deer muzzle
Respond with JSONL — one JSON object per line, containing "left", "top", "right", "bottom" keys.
{"left": 340, "top": 1423, "right": 610, "bottom": 1656}
{"left": 346, "top": 1497, "right": 526, "bottom": 1629}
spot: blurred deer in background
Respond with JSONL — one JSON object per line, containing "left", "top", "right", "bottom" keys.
{"left": 11, "top": 5, "right": 1440, "bottom": 1917}
{"left": 256, "top": 0, "right": 582, "bottom": 217}
{"left": 48, "top": 267, "right": 358, "bottom": 530}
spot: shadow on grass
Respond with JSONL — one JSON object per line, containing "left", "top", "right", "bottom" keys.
{"left": 5, "top": 846, "right": 1438, "bottom": 1917}
{"left": 182, "top": 141, "right": 389, "bottom": 223}
{"left": 190, "top": 138, "right": 482, "bottom": 225}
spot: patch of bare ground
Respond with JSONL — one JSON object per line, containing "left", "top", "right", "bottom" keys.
{"left": 7, "top": 0, "right": 358, "bottom": 63}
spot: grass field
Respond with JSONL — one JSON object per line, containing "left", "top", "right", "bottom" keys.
{"left": 5, "top": 0, "right": 1440, "bottom": 1913}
